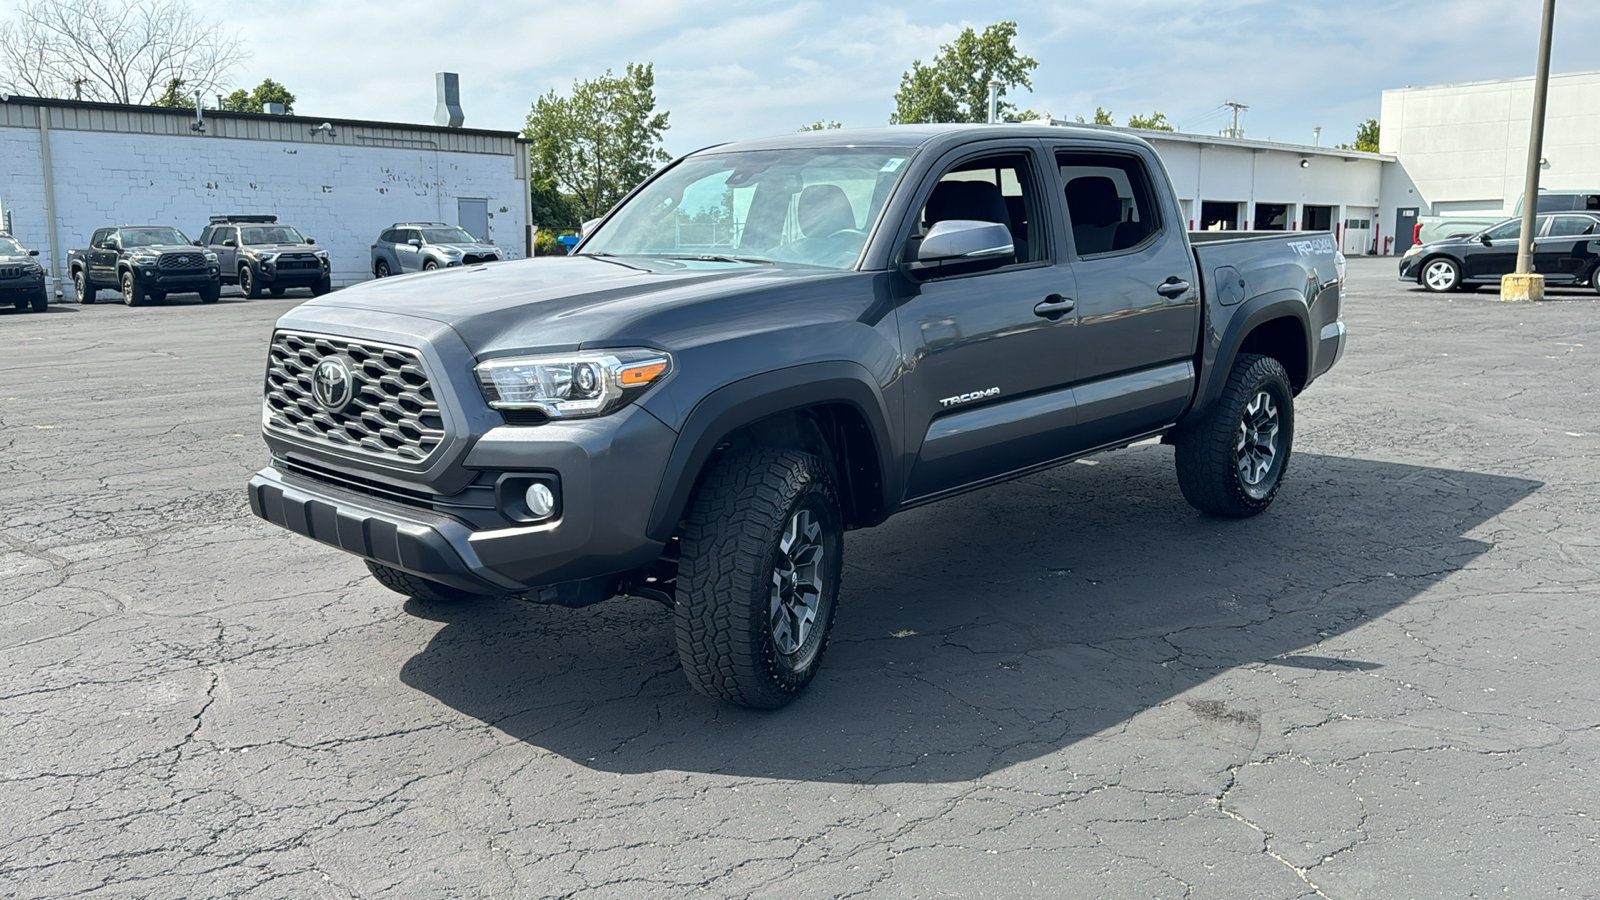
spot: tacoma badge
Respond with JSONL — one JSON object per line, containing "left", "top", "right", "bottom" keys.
{"left": 939, "top": 387, "right": 1001, "bottom": 408}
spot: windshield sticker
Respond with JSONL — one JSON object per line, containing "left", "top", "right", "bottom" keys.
{"left": 882, "top": 158, "right": 906, "bottom": 172}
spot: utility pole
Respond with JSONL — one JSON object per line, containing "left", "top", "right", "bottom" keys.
{"left": 1504, "top": 0, "right": 1557, "bottom": 301}
{"left": 1222, "top": 101, "right": 1248, "bottom": 139}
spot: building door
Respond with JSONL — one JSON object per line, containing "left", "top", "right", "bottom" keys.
{"left": 1394, "top": 207, "right": 1420, "bottom": 253}
{"left": 1302, "top": 205, "right": 1334, "bottom": 232}
{"left": 1343, "top": 211, "right": 1375, "bottom": 256}
{"left": 1200, "top": 200, "right": 1240, "bottom": 231}
{"left": 458, "top": 198, "right": 489, "bottom": 242}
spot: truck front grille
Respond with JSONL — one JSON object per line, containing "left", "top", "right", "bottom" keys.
{"left": 0, "top": 266, "right": 26, "bottom": 279}
{"left": 159, "top": 252, "right": 206, "bottom": 270}
{"left": 277, "top": 255, "right": 320, "bottom": 270}
{"left": 264, "top": 331, "right": 446, "bottom": 464}
{"left": 462, "top": 253, "right": 496, "bottom": 265}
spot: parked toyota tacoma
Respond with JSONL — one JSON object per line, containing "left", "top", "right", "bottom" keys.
{"left": 248, "top": 125, "right": 1346, "bottom": 708}
{"left": 68, "top": 225, "right": 221, "bottom": 306}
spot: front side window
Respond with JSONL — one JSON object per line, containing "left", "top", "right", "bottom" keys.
{"left": 120, "top": 227, "right": 190, "bottom": 248}
{"left": 1059, "top": 151, "right": 1162, "bottom": 256}
{"left": 1483, "top": 220, "right": 1523, "bottom": 242}
{"left": 917, "top": 152, "right": 1042, "bottom": 265}
{"left": 241, "top": 226, "right": 305, "bottom": 245}
{"left": 582, "top": 147, "right": 911, "bottom": 270}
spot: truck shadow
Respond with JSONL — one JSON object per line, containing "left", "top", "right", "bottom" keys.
{"left": 399, "top": 448, "right": 1539, "bottom": 785}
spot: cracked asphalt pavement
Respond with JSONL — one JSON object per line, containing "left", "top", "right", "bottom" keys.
{"left": 2, "top": 260, "right": 1597, "bottom": 898}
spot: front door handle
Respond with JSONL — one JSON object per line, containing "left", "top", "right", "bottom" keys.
{"left": 1157, "top": 278, "right": 1192, "bottom": 297}
{"left": 1034, "top": 294, "right": 1076, "bottom": 320}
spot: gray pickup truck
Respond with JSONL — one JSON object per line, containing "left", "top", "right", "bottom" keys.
{"left": 248, "top": 125, "right": 1345, "bottom": 708}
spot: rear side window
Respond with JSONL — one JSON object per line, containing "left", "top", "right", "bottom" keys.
{"left": 379, "top": 229, "right": 400, "bottom": 243}
{"left": 1548, "top": 215, "right": 1598, "bottom": 237}
{"left": 1057, "top": 151, "right": 1162, "bottom": 256}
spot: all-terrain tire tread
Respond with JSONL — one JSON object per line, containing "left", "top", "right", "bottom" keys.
{"left": 1174, "top": 353, "right": 1293, "bottom": 518}
{"left": 364, "top": 560, "right": 485, "bottom": 603}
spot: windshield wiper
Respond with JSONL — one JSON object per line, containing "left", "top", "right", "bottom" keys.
{"left": 663, "top": 254, "right": 775, "bottom": 265}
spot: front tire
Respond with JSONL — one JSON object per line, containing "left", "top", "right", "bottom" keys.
{"left": 75, "top": 270, "right": 96, "bottom": 304}
{"left": 29, "top": 289, "right": 48, "bottom": 312}
{"left": 239, "top": 265, "right": 261, "bottom": 299}
{"left": 1175, "top": 353, "right": 1294, "bottom": 518}
{"left": 198, "top": 280, "right": 220, "bottom": 304}
{"left": 675, "top": 447, "right": 843, "bottom": 709}
{"left": 1421, "top": 257, "right": 1461, "bottom": 292}
{"left": 120, "top": 271, "right": 145, "bottom": 307}
{"left": 311, "top": 274, "right": 331, "bottom": 296}
{"left": 422, "top": 260, "right": 439, "bottom": 272}
{"left": 365, "top": 561, "right": 488, "bottom": 603}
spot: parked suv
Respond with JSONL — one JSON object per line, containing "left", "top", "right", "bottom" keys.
{"left": 198, "top": 215, "right": 331, "bottom": 298}
{"left": 370, "top": 222, "right": 503, "bottom": 277}
{"left": 0, "top": 233, "right": 48, "bottom": 312}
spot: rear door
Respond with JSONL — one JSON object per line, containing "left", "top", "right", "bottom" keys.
{"left": 896, "top": 141, "right": 1081, "bottom": 500}
{"left": 1534, "top": 215, "right": 1600, "bottom": 282}
{"left": 1049, "top": 142, "right": 1200, "bottom": 449}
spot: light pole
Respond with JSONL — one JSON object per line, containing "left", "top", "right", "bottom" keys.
{"left": 1503, "top": 0, "right": 1557, "bottom": 301}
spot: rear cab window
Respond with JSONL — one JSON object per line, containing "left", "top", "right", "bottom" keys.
{"left": 1057, "top": 150, "right": 1163, "bottom": 257}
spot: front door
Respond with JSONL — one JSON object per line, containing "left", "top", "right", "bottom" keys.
{"left": 395, "top": 229, "right": 424, "bottom": 272}
{"left": 89, "top": 230, "right": 117, "bottom": 283}
{"left": 1465, "top": 219, "right": 1522, "bottom": 280}
{"left": 897, "top": 144, "right": 1080, "bottom": 500}
{"left": 207, "top": 226, "right": 239, "bottom": 278}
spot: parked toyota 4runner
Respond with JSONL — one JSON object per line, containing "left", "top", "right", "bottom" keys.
{"left": 370, "top": 222, "right": 503, "bottom": 277}
{"left": 198, "top": 215, "right": 331, "bottom": 298}
{"left": 249, "top": 125, "right": 1346, "bottom": 708}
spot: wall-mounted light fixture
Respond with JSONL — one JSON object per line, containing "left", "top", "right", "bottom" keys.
{"left": 1300, "top": 158, "right": 1310, "bottom": 168}
{"left": 309, "top": 122, "right": 337, "bottom": 138}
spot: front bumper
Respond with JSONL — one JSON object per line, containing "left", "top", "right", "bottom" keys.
{"left": 258, "top": 260, "right": 328, "bottom": 286}
{"left": 1398, "top": 255, "right": 1422, "bottom": 282}
{"left": 248, "top": 404, "right": 680, "bottom": 595}
{"left": 132, "top": 266, "right": 220, "bottom": 290}
{"left": 1, "top": 276, "right": 46, "bottom": 297}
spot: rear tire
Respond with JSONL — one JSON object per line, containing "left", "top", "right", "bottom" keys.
{"left": 1591, "top": 264, "right": 1600, "bottom": 295}
{"left": 120, "top": 271, "right": 145, "bottom": 307}
{"left": 365, "top": 561, "right": 488, "bottom": 603}
{"left": 374, "top": 259, "right": 391, "bottom": 278}
{"left": 75, "top": 270, "right": 96, "bottom": 304}
{"left": 674, "top": 447, "right": 843, "bottom": 709}
{"left": 1174, "top": 353, "right": 1294, "bottom": 518}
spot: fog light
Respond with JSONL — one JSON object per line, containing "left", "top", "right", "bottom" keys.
{"left": 524, "top": 483, "right": 556, "bottom": 518}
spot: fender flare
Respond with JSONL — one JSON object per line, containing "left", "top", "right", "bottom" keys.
{"left": 645, "top": 361, "right": 898, "bottom": 541}
{"left": 1187, "top": 290, "right": 1312, "bottom": 422}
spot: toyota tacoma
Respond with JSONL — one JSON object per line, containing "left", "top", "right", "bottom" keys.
{"left": 248, "top": 125, "right": 1346, "bottom": 708}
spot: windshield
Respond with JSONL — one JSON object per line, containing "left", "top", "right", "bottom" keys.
{"left": 580, "top": 147, "right": 912, "bottom": 270}
{"left": 240, "top": 225, "right": 305, "bottom": 245}
{"left": 420, "top": 227, "right": 477, "bottom": 244}
{"left": 0, "top": 237, "right": 24, "bottom": 255}
{"left": 121, "top": 227, "right": 190, "bottom": 248}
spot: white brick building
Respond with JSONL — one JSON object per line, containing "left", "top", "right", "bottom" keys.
{"left": 0, "top": 97, "right": 532, "bottom": 295}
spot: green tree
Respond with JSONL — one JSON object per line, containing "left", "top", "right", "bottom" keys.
{"left": 219, "top": 78, "right": 295, "bottom": 113}
{"left": 1337, "top": 118, "right": 1380, "bottom": 152}
{"left": 798, "top": 120, "right": 842, "bottom": 131}
{"left": 1125, "top": 111, "right": 1175, "bottom": 131}
{"left": 153, "top": 76, "right": 194, "bottom": 108}
{"left": 523, "top": 62, "right": 671, "bottom": 222}
{"left": 1074, "top": 106, "right": 1114, "bottom": 125}
{"left": 890, "top": 21, "right": 1038, "bottom": 124}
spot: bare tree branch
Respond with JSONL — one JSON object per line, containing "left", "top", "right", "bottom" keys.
{"left": 0, "top": 0, "right": 247, "bottom": 104}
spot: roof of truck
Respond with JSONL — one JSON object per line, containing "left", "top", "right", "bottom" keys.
{"left": 695, "top": 123, "right": 1150, "bottom": 155}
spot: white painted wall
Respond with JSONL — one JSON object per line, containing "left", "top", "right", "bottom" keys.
{"left": 1381, "top": 70, "right": 1600, "bottom": 216}
{"left": 0, "top": 108, "right": 528, "bottom": 293}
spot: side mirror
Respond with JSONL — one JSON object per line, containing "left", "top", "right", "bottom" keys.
{"left": 306, "top": 237, "right": 315, "bottom": 245}
{"left": 580, "top": 217, "right": 602, "bottom": 238}
{"left": 28, "top": 249, "right": 40, "bottom": 256}
{"left": 100, "top": 240, "right": 117, "bottom": 250}
{"left": 222, "top": 239, "right": 237, "bottom": 247}
{"left": 191, "top": 240, "right": 201, "bottom": 246}
{"left": 1479, "top": 235, "right": 1493, "bottom": 245}
{"left": 903, "top": 220, "right": 1015, "bottom": 280}
{"left": 408, "top": 238, "right": 422, "bottom": 247}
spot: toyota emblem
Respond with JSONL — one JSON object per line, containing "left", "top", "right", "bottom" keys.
{"left": 312, "top": 357, "right": 355, "bottom": 413}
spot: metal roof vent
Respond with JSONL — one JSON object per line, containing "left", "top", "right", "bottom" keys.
{"left": 263, "top": 101, "right": 286, "bottom": 115}
{"left": 434, "top": 72, "right": 463, "bottom": 128}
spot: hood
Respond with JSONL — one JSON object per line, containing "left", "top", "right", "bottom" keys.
{"left": 0, "top": 252, "right": 40, "bottom": 263}
{"left": 431, "top": 243, "right": 500, "bottom": 255}
{"left": 244, "top": 243, "right": 318, "bottom": 253}
{"left": 295, "top": 255, "right": 844, "bottom": 355}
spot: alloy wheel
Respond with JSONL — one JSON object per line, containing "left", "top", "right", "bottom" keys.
{"left": 1236, "top": 390, "right": 1280, "bottom": 497}
{"left": 769, "top": 508, "right": 826, "bottom": 658}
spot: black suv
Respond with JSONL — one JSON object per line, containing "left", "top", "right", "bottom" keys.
{"left": 0, "top": 233, "right": 48, "bottom": 312}
{"left": 198, "top": 216, "right": 331, "bottom": 298}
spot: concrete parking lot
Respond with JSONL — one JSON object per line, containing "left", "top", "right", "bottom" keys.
{"left": 1, "top": 259, "right": 1596, "bottom": 899}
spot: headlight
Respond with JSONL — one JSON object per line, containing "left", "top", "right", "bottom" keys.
{"left": 475, "top": 349, "right": 671, "bottom": 419}
{"left": 442, "top": 248, "right": 464, "bottom": 258}
{"left": 130, "top": 251, "right": 158, "bottom": 264}
{"left": 203, "top": 251, "right": 219, "bottom": 263}
{"left": 24, "top": 260, "right": 43, "bottom": 272}
{"left": 1402, "top": 246, "right": 1423, "bottom": 260}
{"left": 313, "top": 249, "right": 329, "bottom": 259}
{"left": 257, "top": 252, "right": 279, "bottom": 264}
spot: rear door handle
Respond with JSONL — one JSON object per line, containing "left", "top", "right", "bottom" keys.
{"left": 1157, "top": 278, "right": 1192, "bottom": 297}
{"left": 1034, "top": 294, "right": 1076, "bottom": 319}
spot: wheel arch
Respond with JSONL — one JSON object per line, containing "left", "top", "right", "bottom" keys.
{"left": 1186, "top": 291, "right": 1311, "bottom": 425}
{"left": 646, "top": 363, "right": 898, "bottom": 542}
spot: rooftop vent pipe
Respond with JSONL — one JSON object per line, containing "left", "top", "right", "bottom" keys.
{"left": 434, "top": 73, "right": 463, "bottom": 127}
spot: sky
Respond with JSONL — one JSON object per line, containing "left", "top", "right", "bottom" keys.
{"left": 211, "top": 0, "right": 1600, "bottom": 154}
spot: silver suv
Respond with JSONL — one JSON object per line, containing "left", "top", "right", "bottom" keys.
{"left": 369, "top": 222, "right": 503, "bottom": 277}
